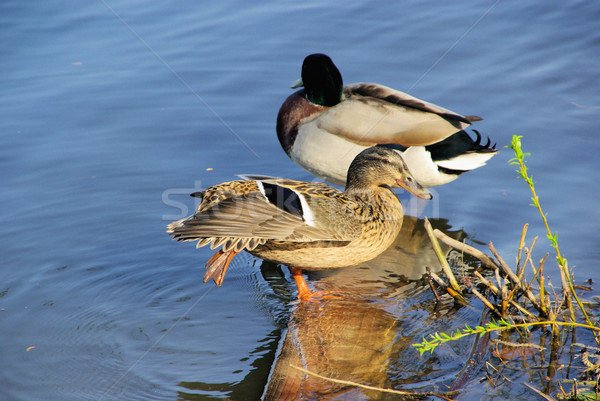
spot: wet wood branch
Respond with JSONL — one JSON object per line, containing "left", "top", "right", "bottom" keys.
{"left": 433, "top": 229, "right": 499, "bottom": 270}
{"left": 290, "top": 364, "right": 459, "bottom": 401}
{"left": 523, "top": 382, "right": 556, "bottom": 401}
{"left": 427, "top": 267, "right": 468, "bottom": 306}
{"left": 516, "top": 223, "right": 529, "bottom": 272}
{"left": 489, "top": 242, "right": 545, "bottom": 315}
{"left": 520, "top": 237, "right": 538, "bottom": 278}
{"left": 433, "top": 225, "right": 546, "bottom": 318}
{"left": 427, "top": 272, "right": 442, "bottom": 303}
{"left": 424, "top": 218, "right": 463, "bottom": 297}
{"left": 471, "top": 284, "right": 500, "bottom": 315}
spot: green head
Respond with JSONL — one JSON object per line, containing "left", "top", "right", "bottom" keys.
{"left": 293, "top": 53, "right": 343, "bottom": 107}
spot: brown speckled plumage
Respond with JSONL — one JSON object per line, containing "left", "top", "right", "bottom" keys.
{"left": 167, "top": 147, "right": 431, "bottom": 295}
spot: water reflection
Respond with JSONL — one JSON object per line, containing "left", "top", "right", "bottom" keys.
{"left": 261, "top": 216, "right": 468, "bottom": 400}
{"left": 171, "top": 216, "right": 463, "bottom": 400}
{"left": 170, "top": 216, "right": 478, "bottom": 400}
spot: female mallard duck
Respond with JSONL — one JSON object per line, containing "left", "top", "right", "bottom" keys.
{"left": 167, "top": 147, "right": 431, "bottom": 300}
{"left": 277, "top": 53, "right": 497, "bottom": 187}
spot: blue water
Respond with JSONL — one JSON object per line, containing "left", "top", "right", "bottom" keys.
{"left": 1, "top": 1, "right": 599, "bottom": 400}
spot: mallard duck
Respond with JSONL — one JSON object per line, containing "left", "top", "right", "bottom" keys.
{"left": 277, "top": 53, "right": 497, "bottom": 187}
{"left": 167, "top": 147, "right": 431, "bottom": 300}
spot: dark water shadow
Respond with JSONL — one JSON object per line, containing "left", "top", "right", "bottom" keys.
{"left": 177, "top": 328, "right": 282, "bottom": 400}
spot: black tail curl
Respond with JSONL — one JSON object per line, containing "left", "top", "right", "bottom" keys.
{"left": 471, "top": 129, "right": 496, "bottom": 150}
{"left": 426, "top": 130, "right": 497, "bottom": 162}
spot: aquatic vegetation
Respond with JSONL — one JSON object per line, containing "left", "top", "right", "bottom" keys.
{"left": 413, "top": 135, "right": 600, "bottom": 399}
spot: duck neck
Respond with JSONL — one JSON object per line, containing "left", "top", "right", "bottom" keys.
{"left": 345, "top": 162, "right": 383, "bottom": 193}
{"left": 345, "top": 170, "right": 390, "bottom": 197}
{"left": 344, "top": 184, "right": 391, "bottom": 201}
{"left": 344, "top": 182, "right": 402, "bottom": 221}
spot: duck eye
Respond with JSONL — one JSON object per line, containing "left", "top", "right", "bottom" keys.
{"left": 383, "top": 158, "right": 391, "bottom": 164}
{"left": 406, "top": 176, "right": 413, "bottom": 182}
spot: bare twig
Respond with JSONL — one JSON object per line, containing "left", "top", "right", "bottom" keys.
{"left": 490, "top": 242, "right": 545, "bottom": 315}
{"left": 473, "top": 271, "right": 498, "bottom": 293}
{"left": 290, "top": 364, "right": 459, "bottom": 400}
{"left": 427, "top": 267, "right": 469, "bottom": 306}
{"left": 425, "top": 218, "right": 463, "bottom": 296}
{"left": 474, "top": 269, "right": 536, "bottom": 318}
{"left": 516, "top": 223, "right": 529, "bottom": 273}
{"left": 523, "top": 382, "right": 558, "bottom": 400}
{"left": 471, "top": 285, "right": 500, "bottom": 315}
{"left": 521, "top": 237, "right": 538, "bottom": 279}
{"left": 494, "top": 267, "right": 503, "bottom": 298}
{"left": 488, "top": 242, "right": 512, "bottom": 277}
{"left": 433, "top": 229, "right": 499, "bottom": 270}
{"left": 427, "top": 270, "right": 442, "bottom": 303}
{"left": 537, "top": 254, "right": 550, "bottom": 313}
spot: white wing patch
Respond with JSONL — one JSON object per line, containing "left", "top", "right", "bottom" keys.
{"left": 255, "top": 180, "right": 268, "bottom": 199}
{"left": 296, "top": 191, "right": 316, "bottom": 227}
{"left": 255, "top": 180, "right": 315, "bottom": 226}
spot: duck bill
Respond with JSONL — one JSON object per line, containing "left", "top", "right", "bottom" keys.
{"left": 290, "top": 77, "right": 304, "bottom": 89}
{"left": 396, "top": 178, "right": 432, "bottom": 200}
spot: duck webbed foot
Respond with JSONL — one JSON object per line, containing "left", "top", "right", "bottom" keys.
{"left": 204, "top": 249, "right": 239, "bottom": 286}
{"left": 290, "top": 267, "right": 341, "bottom": 301}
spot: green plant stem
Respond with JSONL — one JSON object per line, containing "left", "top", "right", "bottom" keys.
{"left": 509, "top": 136, "right": 598, "bottom": 344}
{"left": 414, "top": 320, "right": 600, "bottom": 354}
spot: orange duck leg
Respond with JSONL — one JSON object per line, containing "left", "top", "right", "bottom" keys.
{"left": 206, "top": 252, "right": 332, "bottom": 302}
{"left": 290, "top": 267, "right": 313, "bottom": 300}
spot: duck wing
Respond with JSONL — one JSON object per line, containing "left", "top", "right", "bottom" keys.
{"left": 308, "top": 83, "right": 479, "bottom": 147}
{"left": 167, "top": 180, "right": 362, "bottom": 251}
{"left": 345, "top": 83, "right": 479, "bottom": 124}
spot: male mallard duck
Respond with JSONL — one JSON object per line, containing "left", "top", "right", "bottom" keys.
{"left": 277, "top": 53, "right": 497, "bottom": 187}
{"left": 167, "top": 147, "right": 431, "bottom": 300}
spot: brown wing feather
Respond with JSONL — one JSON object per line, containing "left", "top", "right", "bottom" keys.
{"left": 344, "top": 83, "right": 475, "bottom": 124}
{"left": 167, "top": 180, "right": 360, "bottom": 253}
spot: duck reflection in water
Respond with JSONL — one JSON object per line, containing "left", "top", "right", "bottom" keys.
{"left": 262, "top": 216, "right": 468, "bottom": 401}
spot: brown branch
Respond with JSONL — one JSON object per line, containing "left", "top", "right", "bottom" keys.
{"left": 424, "top": 218, "right": 463, "bottom": 295}
{"left": 516, "top": 223, "right": 529, "bottom": 273}
{"left": 471, "top": 285, "right": 500, "bottom": 315}
{"left": 490, "top": 242, "right": 545, "bottom": 315}
{"left": 523, "top": 382, "right": 558, "bottom": 401}
{"left": 427, "top": 268, "right": 469, "bottom": 306}
{"left": 433, "top": 229, "right": 498, "bottom": 270}
{"left": 290, "top": 364, "right": 459, "bottom": 400}
{"left": 426, "top": 271, "right": 442, "bottom": 303}
{"left": 473, "top": 270, "right": 536, "bottom": 318}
